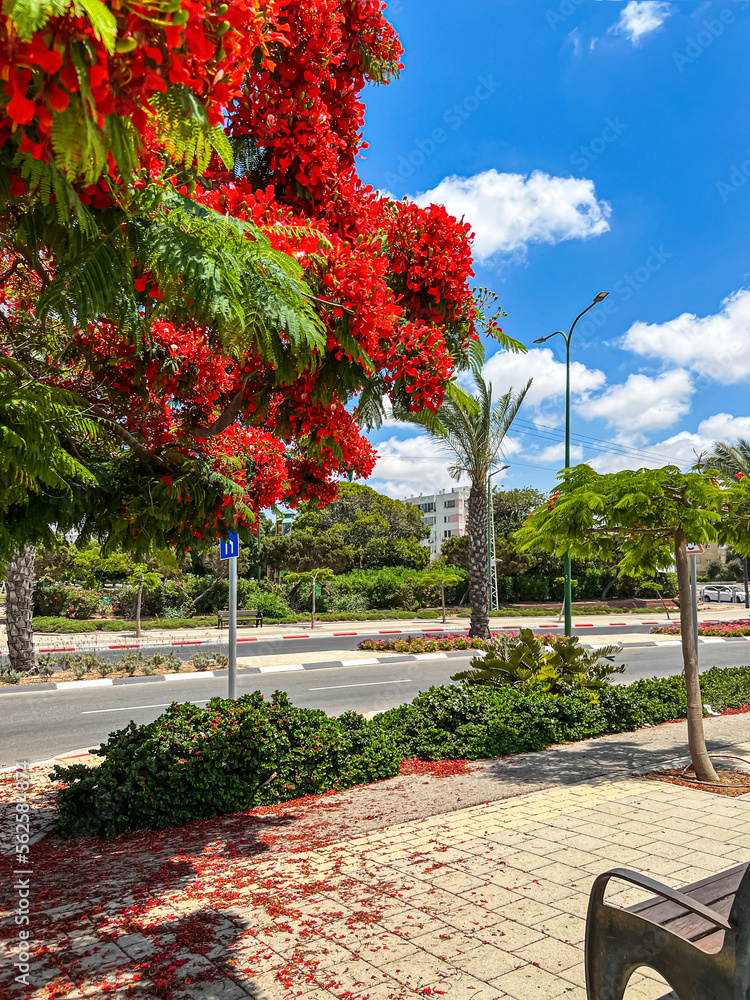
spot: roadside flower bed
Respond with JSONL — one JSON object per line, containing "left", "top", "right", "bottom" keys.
{"left": 651, "top": 619, "right": 750, "bottom": 637}
{"left": 359, "top": 633, "right": 484, "bottom": 653}
{"left": 359, "top": 632, "right": 560, "bottom": 654}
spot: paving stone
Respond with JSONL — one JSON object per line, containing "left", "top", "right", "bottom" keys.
{"left": 450, "top": 944, "right": 520, "bottom": 979}
{"left": 491, "top": 962, "right": 571, "bottom": 999}
{"left": 513, "top": 936, "right": 581, "bottom": 974}
{"left": 533, "top": 913, "right": 587, "bottom": 945}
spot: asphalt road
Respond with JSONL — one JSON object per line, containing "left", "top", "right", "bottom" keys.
{"left": 4, "top": 641, "right": 750, "bottom": 767}
{"left": 29, "top": 620, "right": 680, "bottom": 667}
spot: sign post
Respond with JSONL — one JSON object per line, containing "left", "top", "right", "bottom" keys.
{"left": 686, "top": 543, "right": 704, "bottom": 653}
{"left": 220, "top": 533, "right": 239, "bottom": 699}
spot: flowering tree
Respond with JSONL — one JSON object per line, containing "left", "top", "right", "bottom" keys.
{"left": 1, "top": 0, "right": 493, "bottom": 669}
{"left": 518, "top": 464, "right": 750, "bottom": 782}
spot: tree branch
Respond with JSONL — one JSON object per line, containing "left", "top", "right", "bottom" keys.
{"left": 190, "top": 386, "right": 245, "bottom": 439}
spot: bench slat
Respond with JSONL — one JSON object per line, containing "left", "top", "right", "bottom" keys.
{"left": 624, "top": 863, "right": 747, "bottom": 948}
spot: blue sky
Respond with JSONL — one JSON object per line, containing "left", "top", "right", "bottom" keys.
{"left": 355, "top": 0, "right": 750, "bottom": 499}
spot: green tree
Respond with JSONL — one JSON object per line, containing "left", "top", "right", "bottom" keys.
{"left": 295, "top": 483, "right": 429, "bottom": 568}
{"left": 130, "top": 564, "right": 162, "bottom": 639}
{"left": 284, "top": 568, "right": 334, "bottom": 628}
{"left": 358, "top": 536, "right": 429, "bottom": 570}
{"left": 420, "top": 571, "right": 464, "bottom": 622}
{"left": 493, "top": 487, "right": 547, "bottom": 537}
{"left": 439, "top": 534, "right": 468, "bottom": 571}
{"left": 418, "top": 373, "right": 531, "bottom": 639}
{"left": 263, "top": 531, "right": 354, "bottom": 575}
{"left": 518, "top": 464, "right": 750, "bottom": 782}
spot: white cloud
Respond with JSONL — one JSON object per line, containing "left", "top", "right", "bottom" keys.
{"left": 483, "top": 347, "right": 607, "bottom": 416}
{"left": 622, "top": 288, "right": 750, "bottom": 384}
{"left": 576, "top": 369, "right": 693, "bottom": 434}
{"left": 365, "top": 430, "right": 521, "bottom": 499}
{"left": 587, "top": 412, "right": 750, "bottom": 474}
{"left": 413, "top": 169, "right": 611, "bottom": 261}
{"left": 609, "top": 1, "right": 671, "bottom": 44}
{"left": 534, "top": 443, "right": 584, "bottom": 465}
{"left": 365, "top": 435, "right": 467, "bottom": 499}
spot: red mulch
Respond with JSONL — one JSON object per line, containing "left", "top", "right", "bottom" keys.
{"left": 641, "top": 767, "right": 750, "bottom": 797}
{"left": 398, "top": 758, "right": 474, "bottom": 778}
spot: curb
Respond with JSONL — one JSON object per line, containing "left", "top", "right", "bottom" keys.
{"left": 0, "top": 650, "right": 469, "bottom": 695}
{"left": 4, "top": 635, "right": 749, "bottom": 697}
{"left": 21, "top": 619, "right": 683, "bottom": 657}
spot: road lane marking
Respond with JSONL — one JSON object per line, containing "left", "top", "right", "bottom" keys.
{"left": 308, "top": 679, "right": 412, "bottom": 691}
{"left": 82, "top": 701, "right": 210, "bottom": 715}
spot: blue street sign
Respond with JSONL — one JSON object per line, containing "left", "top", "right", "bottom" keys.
{"left": 220, "top": 533, "right": 239, "bottom": 560}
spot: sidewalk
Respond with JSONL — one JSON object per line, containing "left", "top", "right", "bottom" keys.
{"left": 3, "top": 714, "right": 750, "bottom": 998}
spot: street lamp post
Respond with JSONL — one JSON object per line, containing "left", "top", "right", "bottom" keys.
{"left": 534, "top": 291, "right": 609, "bottom": 637}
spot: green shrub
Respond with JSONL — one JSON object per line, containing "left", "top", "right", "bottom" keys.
{"left": 120, "top": 652, "right": 144, "bottom": 676}
{"left": 192, "top": 653, "right": 213, "bottom": 671}
{"left": 1, "top": 667, "right": 21, "bottom": 684}
{"left": 52, "top": 691, "right": 401, "bottom": 837}
{"left": 33, "top": 582, "right": 71, "bottom": 616}
{"left": 47, "top": 665, "right": 750, "bottom": 838}
{"left": 143, "top": 617, "right": 215, "bottom": 630}
{"left": 32, "top": 617, "right": 99, "bottom": 633}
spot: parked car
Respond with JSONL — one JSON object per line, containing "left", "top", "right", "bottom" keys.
{"left": 700, "top": 584, "right": 746, "bottom": 603}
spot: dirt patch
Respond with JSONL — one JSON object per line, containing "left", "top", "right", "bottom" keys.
{"left": 641, "top": 766, "right": 750, "bottom": 797}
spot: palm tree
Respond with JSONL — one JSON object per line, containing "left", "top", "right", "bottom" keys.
{"left": 705, "top": 439, "right": 750, "bottom": 479}
{"left": 430, "top": 374, "right": 531, "bottom": 639}
{"left": 705, "top": 438, "right": 750, "bottom": 596}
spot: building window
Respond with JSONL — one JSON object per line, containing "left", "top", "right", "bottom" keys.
{"left": 444, "top": 499, "right": 456, "bottom": 508}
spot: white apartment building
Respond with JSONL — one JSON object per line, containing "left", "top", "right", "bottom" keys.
{"left": 403, "top": 486, "right": 470, "bottom": 559}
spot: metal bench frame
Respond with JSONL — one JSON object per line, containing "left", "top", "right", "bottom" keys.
{"left": 585, "top": 864, "right": 750, "bottom": 999}
{"left": 216, "top": 609, "right": 264, "bottom": 629}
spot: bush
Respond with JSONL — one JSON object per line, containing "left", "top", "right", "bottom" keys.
{"left": 359, "top": 633, "right": 490, "bottom": 654}
{"left": 48, "top": 666, "right": 750, "bottom": 837}
{"left": 52, "top": 690, "right": 401, "bottom": 837}
{"left": 653, "top": 620, "right": 750, "bottom": 638}
{"left": 33, "top": 582, "right": 70, "bottom": 616}
{"left": 65, "top": 588, "right": 103, "bottom": 619}
{"left": 111, "top": 578, "right": 191, "bottom": 618}
{"left": 32, "top": 617, "right": 98, "bottom": 633}
{"left": 371, "top": 667, "right": 750, "bottom": 761}
{"left": 33, "top": 583, "right": 102, "bottom": 619}
{"left": 31, "top": 616, "right": 215, "bottom": 634}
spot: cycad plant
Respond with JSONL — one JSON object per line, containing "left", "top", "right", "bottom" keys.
{"left": 428, "top": 374, "right": 531, "bottom": 638}
{"left": 451, "top": 628, "right": 624, "bottom": 696}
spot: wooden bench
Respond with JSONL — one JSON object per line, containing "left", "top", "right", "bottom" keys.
{"left": 216, "top": 609, "right": 263, "bottom": 629}
{"left": 585, "top": 863, "right": 750, "bottom": 999}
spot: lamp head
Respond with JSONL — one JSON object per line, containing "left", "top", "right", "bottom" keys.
{"left": 533, "top": 336, "right": 547, "bottom": 344}
{"left": 593, "top": 291, "right": 609, "bottom": 303}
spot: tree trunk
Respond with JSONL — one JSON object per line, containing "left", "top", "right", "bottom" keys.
{"left": 7, "top": 545, "right": 36, "bottom": 673}
{"left": 467, "top": 480, "right": 491, "bottom": 639}
{"left": 135, "top": 575, "right": 144, "bottom": 639}
{"left": 675, "top": 529, "right": 718, "bottom": 782}
{"left": 311, "top": 577, "right": 316, "bottom": 630}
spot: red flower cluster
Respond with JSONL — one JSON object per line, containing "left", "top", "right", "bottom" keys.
{"left": 0, "top": 0, "right": 283, "bottom": 166}
{"left": 2, "top": 0, "right": 480, "bottom": 541}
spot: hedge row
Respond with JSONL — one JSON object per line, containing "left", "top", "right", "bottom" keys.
{"left": 52, "top": 665, "right": 750, "bottom": 838}
{"left": 32, "top": 609, "right": 450, "bottom": 633}
{"left": 32, "top": 616, "right": 216, "bottom": 633}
